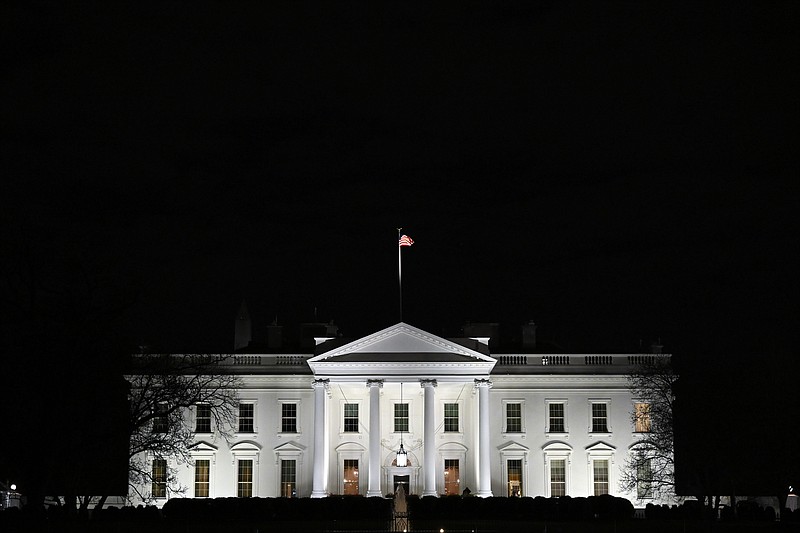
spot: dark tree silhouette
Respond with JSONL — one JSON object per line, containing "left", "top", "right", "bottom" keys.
{"left": 126, "top": 353, "right": 240, "bottom": 502}
{"left": 620, "top": 354, "right": 678, "bottom": 501}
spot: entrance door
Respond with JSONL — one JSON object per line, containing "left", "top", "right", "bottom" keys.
{"left": 393, "top": 475, "right": 410, "bottom": 494}
{"left": 343, "top": 460, "right": 359, "bottom": 495}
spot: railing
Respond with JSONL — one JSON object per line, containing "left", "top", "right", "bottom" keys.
{"left": 226, "top": 354, "right": 311, "bottom": 368}
{"left": 234, "top": 355, "right": 262, "bottom": 365}
{"left": 497, "top": 355, "right": 529, "bottom": 366}
{"left": 277, "top": 355, "right": 306, "bottom": 366}
{"left": 627, "top": 355, "right": 657, "bottom": 365}
{"left": 494, "top": 354, "right": 670, "bottom": 368}
{"left": 584, "top": 355, "right": 613, "bottom": 365}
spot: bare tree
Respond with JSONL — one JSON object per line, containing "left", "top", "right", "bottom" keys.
{"left": 126, "top": 354, "right": 240, "bottom": 503}
{"left": 620, "top": 354, "right": 678, "bottom": 501}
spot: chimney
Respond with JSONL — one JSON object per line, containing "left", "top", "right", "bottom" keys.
{"left": 234, "top": 300, "right": 252, "bottom": 351}
{"left": 650, "top": 339, "right": 663, "bottom": 354}
{"left": 462, "top": 322, "right": 499, "bottom": 349}
{"left": 267, "top": 316, "right": 283, "bottom": 349}
{"left": 325, "top": 320, "right": 339, "bottom": 337}
{"left": 521, "top": 320, "right": 537, "bottom": 351}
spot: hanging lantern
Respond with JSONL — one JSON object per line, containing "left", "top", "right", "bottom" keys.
{"left": 396, "top": 382, "right": 408, "bottom": 467}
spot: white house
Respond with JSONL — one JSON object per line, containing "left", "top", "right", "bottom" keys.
{"left": 132, "top": 319, "right": 667, "bottom": 506}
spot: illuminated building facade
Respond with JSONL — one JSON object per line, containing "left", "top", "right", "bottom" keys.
{"left": 132, "top": 318, "right": 668, "bottom": 505}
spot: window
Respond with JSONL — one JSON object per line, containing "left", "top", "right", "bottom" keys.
{"left": 152, "top": 459, "right": 167, "bottom": 498}
{"left": 444, "top": 403, "right": 459, "bottom": 432}
{"left": 239, "top": 403, "right": 254, "bottom": 433}
{"left": 281, "top": 459, "right": 296, "bottom": 497}
{"left": 195, "top": 459, "right": 210, "bottom": 497}
{"left": 593, "top": 459, "right": 609, "bottom": 495}
{"left": 281, "top": 403, "right": 297, "bottom": 433}
{"left": 237, "top": 459, "right": 253, "bottom": 497}
{"left": 591, "top": 403, "right": 608, "bottom": 433}
{"left": 394, "top": 403, "right": 409, "bottom": 433}
{"left": 507, "top": 459, "right": 523, "bottom": 497}
{"left": 637, "top": 459, "right": 653, "bottom": 498}
{"left": 635, "top": 403, "right": 651, "bottom": 433}
{"left": 549, "top": 403, "right": 565, "bottom": 433}
{"left": 550, "top": 459, "right": 566, "bottom": 497}
{"left": 343, "top": 404, "right": 359, "bottom": 432}
{"left": 152, "top": 403, "right": 168, "bottom": 433}
{"left": 506, "top": 403, "right": 522, "bottom": 433}
{"left": 195, "top": 404, "right": 211, "bottom": 433}
{"left": 444, "top": 459, "right": 460, "bottom": 495}
{"left": 343, "top": 459, "right": 359, "bottom": 495}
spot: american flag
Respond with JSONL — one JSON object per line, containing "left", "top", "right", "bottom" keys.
{"left": 398, "top": 234, "right": 414, "bottom": 247}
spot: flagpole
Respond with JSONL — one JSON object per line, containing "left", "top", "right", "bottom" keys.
{"left": 397, "top": 227, "right": 403, "bottom": 322}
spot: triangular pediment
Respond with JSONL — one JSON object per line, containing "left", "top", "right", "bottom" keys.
{"left": 586, "top": 441, "right": 616, "bottom": 452}
{"left": 274, "top": 441, "right": 306, "bottom": 453}
{"left": 309, "top": 322, "right": 494, "bottom": 362}
{"left": 307, "top": 323, "right": 496, "bottom": 380}
{"left": 498, "top": 441, "right": 530, "bottom": 452}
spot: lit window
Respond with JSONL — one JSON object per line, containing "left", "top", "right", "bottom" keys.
{"left": 239, "top": 403, "right": 254, "bottom": 433}
{"left": 152, "top": 459, "right": 167, "bottom": 498}
{"left": 444, "top": 403, "right": 459, "bottom": 432}
{"left": 343, "top": 459, "right": 359, "bottom": 495}
{"left": 550, "top": 459, "right": 566, "bottom": 497}
{"left": 343, "top": 404, "right": 359, "bottom": 432}
{"left": 549, "top": 403, "right": 565, "bottom": 433}
{"left": 635, "top": 403, "right": 651, "bottom": 433}
{"left": 444, "top": 459, "right": 460, "bottom": 495}
{"left": 152, "top": 403, "right": 169, "bottom": 433}
{"left": 591, "top": 403, "right": 608, "bottom": 433}
{"left": 637, "top": 459, "right": 653, "bottom": 498}
{"left": 394, "top": 403, "right": 409, "bottom": 433}
{"left": 281, "top": 459, "right": 296, "bottom": 497}
{"left": 195, "top": 404, "right": 211, "bottom": 433}
{"left": 593, "top": 459, "right": 609, "bottom": 495}
{"left": 507, "top": 459, "right": 523, "bottom": 497}
{"left": 194, "top": 459, "right": 209, "bottom": 497}
{"left": 281, "top": 403, "right": 297, "bottom": 433}
{"left": 237, "top": 459, "right": 253, "bottom": 497}
{"left": 506, "top": 403, "right": 522, "bottom": 433}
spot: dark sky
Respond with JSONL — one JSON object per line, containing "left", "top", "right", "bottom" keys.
{"left": 2, "top": 0, "right": 799, "bottom": 497}
{"left": 3, "top": 3, "right": 797, "bottom": 385}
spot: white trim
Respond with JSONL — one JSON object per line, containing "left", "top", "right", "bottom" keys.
{"left": 335, "top": 442, "right": 366, "bottom": 495}
{"left": 231, "top": 441, "right": 261, "bottom": 497}
{"left": 340, "top": 399, "right": 363, "bottom": 435}
{"left": 542, "top": 441, "right": 573, "bottom": 497}
{"left": 545, "top": 398, "right": 569, "bottom": 437}
{"left": 438, "top": 441, "right": 468, "bottom": 496}
{"left": 278, "top": 398, "right": 302, "bottom": 435}
{"left": 441, "top": 399, "right": 464, "bottom": 435}
{"left": 498, "top": 441, "right": 529, "bottom": 497}
{"left": 586, "top": 441, "right": 616, "bottom": 496}
{"left": 501, "top": 398, "right": 526, "bottom": 436}
{"left": 588, "top": 399, "right": 612, "bottom": 437}
{"left": 237, "top": 399, "right": 259, "bottom": 435}
{"left": 274, "top": 441, "right": 305, "bottom": 497}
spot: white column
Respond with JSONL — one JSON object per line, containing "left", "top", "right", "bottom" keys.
{"left": 421, "top": 379, "right": 438, "bottom": 497}
{"left": 475, "top": 378, "right": 493, "bottom": 497}
{"left": 310, "top": 378, "right": 329, "bottom": 498}
{"left": 366, "top": 379, "right": 383, "bottom": 497}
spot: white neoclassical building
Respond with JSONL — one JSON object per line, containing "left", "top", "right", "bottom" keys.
{"left": 134, "top": 320, "right": 667, "bottom": 505}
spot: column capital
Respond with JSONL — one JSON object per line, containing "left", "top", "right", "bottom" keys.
{"left": 366, "top": 379, "right": 384, "bottom": 388}
{"left": 312, "top": 378, "right": 330, "bottom": 389}
{"left": 419, "top": 379, "right": 438, "bottom": 388}
{"left": 474, "top": 378, "right": 492, "bottom": 388}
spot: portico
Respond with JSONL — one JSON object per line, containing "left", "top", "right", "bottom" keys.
{"left": 307, "top": 323, "right": 496, "bottom": 497}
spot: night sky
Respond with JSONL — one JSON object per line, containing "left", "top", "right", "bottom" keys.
{"left": 2, "top": 2, "right": 798, "bottom": 496}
